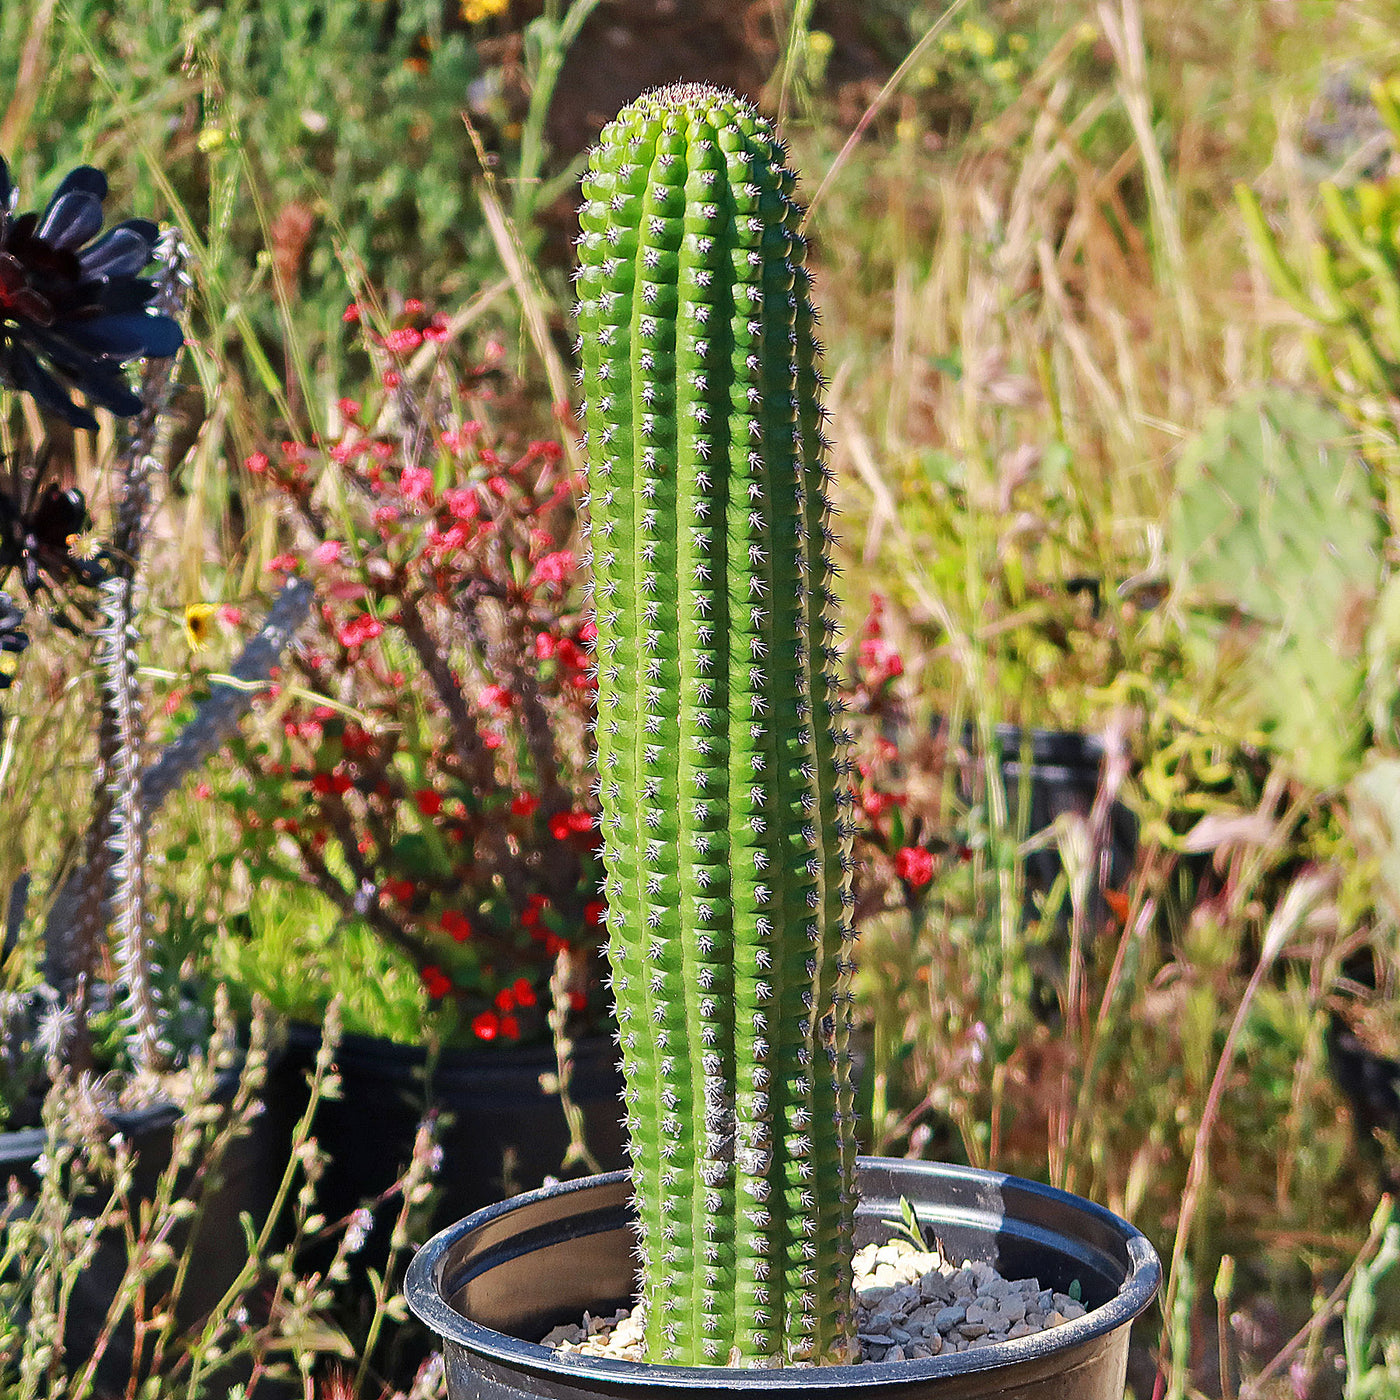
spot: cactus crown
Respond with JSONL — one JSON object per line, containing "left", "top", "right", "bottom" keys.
{"left": 574, "top": 84, "right": 859, "bottom": 1367}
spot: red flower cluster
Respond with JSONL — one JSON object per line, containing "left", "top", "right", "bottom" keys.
{"left": 894, "top": 845, "right": 935, "bottom": 887}
{"left": 855, "top": 593, "right": 905, "bottom": 689}
{"left": 839, "top": 592, "right": 958, "bottom": 926}
{"left": 440, "top": 909, "right": 473, "bottom": 941}
{"left": 548, "top": 809, "right": 594, "bottom": 841}
{"left": 337, "top": 613, "right": 384, "bottom": 649}
{"left": 226, "top": 309, "right": 605, "bottom": 1044}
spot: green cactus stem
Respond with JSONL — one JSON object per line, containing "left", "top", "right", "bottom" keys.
{"left": 574, "top": 83, "right": 859, "bottom": 1367}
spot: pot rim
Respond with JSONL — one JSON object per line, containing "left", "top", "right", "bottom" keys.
{"left": 405, "top": 1156, "right": 1162, "bottom": 1389}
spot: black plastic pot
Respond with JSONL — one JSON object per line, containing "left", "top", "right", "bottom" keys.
{"left": 267, "top": 1023, "right": 628, "bottom": 1271}
{"left": 406, "top": 1157, "right": 1161, "bottom": 1400}
{"left": 0, "top": 1058, "right": 282, "bottom": 1389}
{"left": 959, "top": 724, "right": 1138, "bottom": 905}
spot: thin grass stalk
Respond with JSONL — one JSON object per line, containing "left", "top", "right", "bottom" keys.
{"left": 802, "top": 0, "right": 971, "bottom": 227}
{"left": 4, "top": 1081, "right": 127, "bottom": 1398}
{"left": 143, "top": 995, "right": 272, "bottom": 1380}
{"left": 1239, "top": 1195, "right": 1395, "bottom": 1398}
{"left": 68, "top": 1060, "right": 221, "bottom": 1398}
{"left": 1157, "top": 869, "right": 1333, "bottom": 1388}
{"left": 1049, "top": 718, "right": 1131, "bottom": 1187}
{"left": 181, "top": 1000, "right": 346, "bottom": 1398}
{"left": 1063, "top": 877, "right": 1161, "bottom": 1198}
{"left": 351, "top": 1115, "right": 441, "bottom": 1395}
{"left": 1096, "top": 0, "right": 1201, "bottom": 359}
{"left": 393, "top": 588, "right": 531, "bottom": 914}
{"left": 0, "top": 0, "right": 60, "bottom": 154}
{"left": 467, "top": 118, "right": 581, "bottom": 472}
{"left": 548, "top": 948, "right": 602, "bottom": 1174}
{"left": 513, "top": 0, "right": 604, "bottom": 225}
{"left": 773, "top": 0, "right": 818, "bottom": 124}
{"left": 60, "top": 7, "right": 295, "bottom": 427}
{"left": 1214, "top": 1254, "right": 1236, "bottom": 1400}
{"left": 476, "top": 589, "right": 568, "bottom": 813}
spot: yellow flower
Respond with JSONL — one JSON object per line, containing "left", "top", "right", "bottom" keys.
{"left": 962, "top": 21, "right": 997, "bottom": 58}
{"left": 461, "top": 0, "right": 509, "bottom": 22}
{"left": 804, "top": 29, "right": 834, "bottom": 86}
{"left": 989, "top": 59, "right": 1017, "bottom": 85}
{"left": 1008, "top": 33, "right": 1029, "bottom": 53}
{"left": 183, "top": 603, "right": 218, "bottom": 650}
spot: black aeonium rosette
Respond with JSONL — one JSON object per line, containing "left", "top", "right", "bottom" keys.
{"left": 0, "top": 158, "right": 183, "bottom": 431}
{"left": 0, "top": 591, "right": 27, "bottom": 689}
{"left": 0, "top": 455, "right": 108, "bottom": 626}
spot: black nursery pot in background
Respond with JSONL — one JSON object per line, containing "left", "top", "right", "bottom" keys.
{"left": 0, "top": 1060, "right": 282, "bottom": 1392}
{"left": 267, "top": 1023, "right": 628, "bottom": 1271}
{"left": 959, "top": 724, "right": 1139, "bottom": 913}
{"left": 406, "top": 1157, "right": 1161, "bottom": 1400}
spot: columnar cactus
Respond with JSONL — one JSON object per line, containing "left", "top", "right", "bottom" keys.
{"left": 574, "top": 84, "right": 860, "bottom": 1367}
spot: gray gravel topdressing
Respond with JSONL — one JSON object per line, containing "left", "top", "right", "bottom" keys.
{"left": 541, "top": 1236, "right": 1089, "bottom": 1365}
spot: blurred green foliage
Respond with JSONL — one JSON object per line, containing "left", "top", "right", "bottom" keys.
{"left": 1168, "top": 388, "right": 1391, "bottom": 789}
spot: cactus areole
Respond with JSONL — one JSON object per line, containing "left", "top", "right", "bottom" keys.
{"left": 574, "top": 84, "right": 860, "bottom": 1368}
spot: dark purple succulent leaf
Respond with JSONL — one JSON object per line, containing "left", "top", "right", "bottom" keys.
{"left": 0, "top": 250, "right": 24, "bottom": 297}
{"left": 37, "top": 190, "right": 105, "bottom": 251}
{"left": 5, "top": 233, "right": 79, "bottom": 295}
{"left": 78, "top": 221, "right": 158, "bottom": 280}
{"left": 0, "top": 158, "right": 11, "bottom": 213}
{"left": 60, "top": 359, "right": 145, "bottom": 417}
{"left": 55, "top": 311, "right": 183, "bottom": 359}
{"left": 95, "top": 279, "right": 158, "bottom": 313}
{"left": 74, "top": 369, "right": 144, "bottom": 417}
{"left": 49, "top": 166, "right": 108, "bottom": 204}
{"left": 0, "top": 162, "right": 177, "bottom": 429}
{"left": 31, "top": 485, "right": 89, "bottom": 547}
{"left": 4, "top": 343, "right": 98, "bottom": 428}
{"left": 10, "top": 287, "right": 53, "bottom": 325}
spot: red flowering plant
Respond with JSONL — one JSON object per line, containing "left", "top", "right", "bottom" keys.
{"left": 845, "top": 594, "right": 961, "bottom": 926}
{"left": 223, "top": 309, "right": 605, "bottom": 1046}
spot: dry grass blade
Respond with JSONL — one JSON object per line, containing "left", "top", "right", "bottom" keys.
{"left": 1097, "top": 0, "right": 1202, "bottom": 354}
{"left": 0, "top": 0, "right": 59, "bottom": 154}
{"left": 464, "top": 116, "right": 582, "bottom": 476}
{"left": 405, "top": 275, "right": 514, "bottom": 382}
{"left": 802, "top": 0, "right": 972, "bottom": 227}
{"left": 1159, "top": 867, "right": 1336, "bottom": 1383}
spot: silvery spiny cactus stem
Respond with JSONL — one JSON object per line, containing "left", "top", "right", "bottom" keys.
{"left": 98, "top": 569, "right": 167, "bottom": 1069}
{"left": 574, "top": 83, "right": 859, "bottom": 1367}
{"left": 85, "top": 229, "right": 191, "bottom": 1070}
